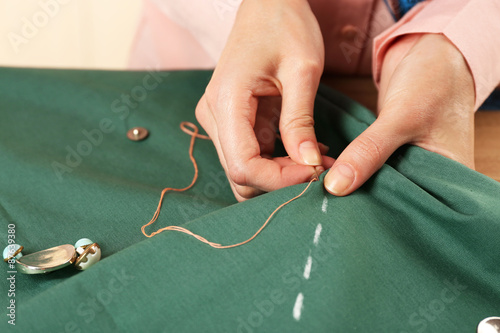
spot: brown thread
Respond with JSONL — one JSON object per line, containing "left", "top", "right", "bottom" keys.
{"left": 141, "top": 121, "right": 317, "bottom": 248}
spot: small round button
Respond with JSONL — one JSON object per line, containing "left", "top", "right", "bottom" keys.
{"left": 74, "top": 242, "right": 101, "bottom": 271}
{"left": 477, "top": 317, "right": 500, "bottom": 333}
{"left": 341, "top": 25, "right": 359, "bottom": 41}
{"left": 127, "top": 127, "right": 149, "bottom": 141}
{"left": 74, "top": 238, "right": 94, "bottom": 249}
{"left": 3, "top": 244, "right": 23, "bottom": 262}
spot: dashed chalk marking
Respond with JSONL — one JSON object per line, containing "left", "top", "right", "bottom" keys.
{"left": 303, "top": 254, "right": 312, "bottom": 280}
{"left": 293, "top": 220, "right": 325, "bottom": 321}
{"left": 293, "top": 292, "right": 304, "bottom": 321}
{"left": 313, "top": 223, "right": 322, "bottom": 246}
{"left": 321, "top": 196, "right": 328, "bottom": 213}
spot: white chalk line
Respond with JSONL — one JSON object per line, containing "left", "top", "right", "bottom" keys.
{"left": 321, "top": 196, "right": 328, "bottom": 213}
{"left": 293, "top": 292, "right": 304, "bottom": 321}
{"left": 313, "top": 223, "right": 322, "bottom": 246}
{"left": 303, "top": 254, "right": 312, "bottom": 280}
{"left": 293, "top": 203, "right": 327, "bottom": 321}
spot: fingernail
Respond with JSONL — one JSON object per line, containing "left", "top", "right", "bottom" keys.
{"left": 310, "top": 166, "right": 325, "bottom": 181}
{"left": 299, "top": 141, "right": 322, "bottom": 165}
{"left": 324, "top": 164, "right": 355, "bottom": 195}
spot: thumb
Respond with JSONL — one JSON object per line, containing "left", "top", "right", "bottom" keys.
{"left": 324, "top": 118, "right": 408, "bottom": 196}
{"left": 278, "top": 67, "right": 322, "bottom": 166}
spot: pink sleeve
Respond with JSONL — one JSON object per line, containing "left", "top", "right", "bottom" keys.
{"left": 373, "top": 0, "right": 500, "bottom": 110}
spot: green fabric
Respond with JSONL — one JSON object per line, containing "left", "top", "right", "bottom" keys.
{"left": 1, "top": 67, "right": 499, "bottom": 333}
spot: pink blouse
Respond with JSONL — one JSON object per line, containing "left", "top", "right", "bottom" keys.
{"left": 129, "top": 0, "right": 500, "bottom": 110}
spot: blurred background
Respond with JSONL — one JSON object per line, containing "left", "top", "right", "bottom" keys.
{"left": 0, "top": 0, "right": 142, "bottom": 69}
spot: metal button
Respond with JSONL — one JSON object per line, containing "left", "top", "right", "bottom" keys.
{"left": 127, "top": 127, "right": 149, "bottom": 141}
{"left": 341, "top": 25, "right": 359, "bottom": 41}
{"left": 74, "top": 242, "right": 101, "bottom": 271}
{"left": 477, "top": 317, "right": 500, "bottom": 333}
{"left": 15, "top": 244, "right": 77, "bottom": 274}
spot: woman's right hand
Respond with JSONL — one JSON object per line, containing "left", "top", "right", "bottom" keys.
{"left": 196, "top": 0, "right": 334, "bottom": 201}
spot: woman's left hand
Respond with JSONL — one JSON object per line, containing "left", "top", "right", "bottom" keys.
{"left": 324, "top": 33, "right": 476, "bottom": 196}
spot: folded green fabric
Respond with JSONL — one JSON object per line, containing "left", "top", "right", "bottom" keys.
{"left": 1, "top": 68, "right": 499, "bottom": 332}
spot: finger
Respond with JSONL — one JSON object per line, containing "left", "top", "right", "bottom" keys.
{"left": 229, "top": 178, "right": 264, "bottom": 202}
{"left": 278, "top": 62, "right": 323, "bottom": 166}
{"left": 273, "top": 155, "right": 333, "bottom": 177}
{"left": 254, "top": 96, "right": 281, "bottom": 156}
{"left": 196, "top": 95, "right": 263, "bottom": 201}
{"left": 321, "top": 155, "right": 335, "bottom": 170}
{"left": 318, "top": 142, "right": 330, "bottom": 155}
{"left": 323, "top": 117, "right": 408, "bottom": 196}
{"left": 216, "top": 89, "right": 319, "bottom": 192}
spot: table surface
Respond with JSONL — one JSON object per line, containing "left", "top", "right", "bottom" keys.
{"left": 322, "top": 76, "right": 500, "bottom": 182}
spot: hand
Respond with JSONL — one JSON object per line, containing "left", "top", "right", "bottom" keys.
{"left": 324, "top": 33, "right": 476, "bottom": 195}
{"left": 196, "top": 0, "right": 334, "bottom": 201}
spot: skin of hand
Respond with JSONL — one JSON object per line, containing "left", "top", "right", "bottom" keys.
{"left": 195, "top": 0, "right": 334, "bottom": 202}
{"left": 324, "top": 33, "right": 476, "bottom": 195}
